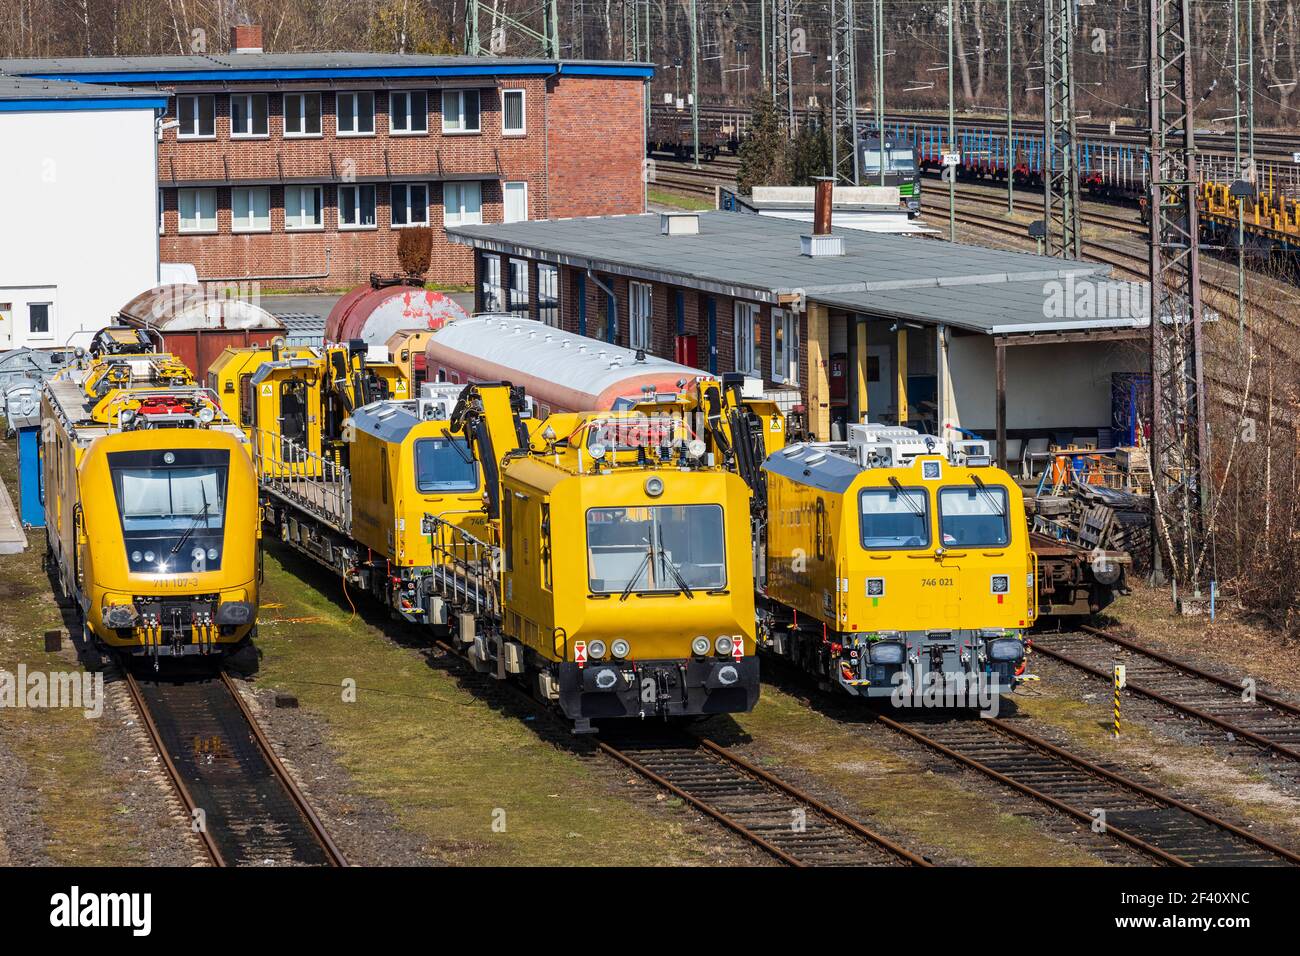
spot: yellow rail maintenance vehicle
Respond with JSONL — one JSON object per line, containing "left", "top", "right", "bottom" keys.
{"left": 41, "top": 338, "right": 260, "bottom": 661}
{"left": 206, "top": 339, "right": 317, "bottom": 432}
{"left": 430, "top": 384, "right": 760, "bottom": 731}
{"left": 230, "top": 339, "right": 485, "bottom": 626}
{"left": 763, "top": 423, "right": 1036, "bottom": 701}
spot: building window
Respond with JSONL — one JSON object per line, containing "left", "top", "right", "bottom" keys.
{"left": 391, "top": 183, "right": 429, "bottom": 227}
{"left": 538, "top": 264, "right": 559, "bottom": 327}
{"left": 734, "top": 302, "right": 762, "bottom": 376}
{"left": 177, "top": 94, "right": 214, "bottom": 138}
{"left": 501, "top": 89, "right": 525, "bottom": 134}
{"left": 480, "top": 254, "right": 503, "bottom": 311}
{"left": 230, "top": 93, "right": 268, "bottom": 137}
{"left": 507, "top": 259, "right": 529, "bottom": 314}
{"left": 629, "top": 281, "right": 653, "bottom": 351}
{"left": 771, "top": 308, "right": 800, "bottom": 384}
{"left": 284, "top": 92, "right": 322, "bottom": 136}
{"left": 28, "top": 303, "right": 51, "bottom": 336}
{"left": 158, "top": 189, "right": 165, "bottom": 234}
{"left": 441, "top": 89, "right": 480, "bottom": 133}
{"left": 232, "top": 187, "right": 271, "bottom": 233}
{"left": 443, "top": 182, "right": 482, "bottom": 226}
{"left": 390, "top": 90, "right": 428, "bottom": 134}
{"left": 503, "top": 181, "right": 528, "bottom": 223}
{"left": 336, "top": 91, "right": 375, "bottom": 135}
{"left": 285, "top": 185, "right": 323, "bottom": 230}
{"left": 178, "top": 187, "right": 217, "bottom": 233}
{"left": 338, "top": 184, "right": 376, "bottom": 229}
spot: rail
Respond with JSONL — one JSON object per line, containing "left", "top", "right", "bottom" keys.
{"left": 423, "top": 512, "right": 501, "bottom": 621}
{"left": 253, "top": 428, "right": 352, "bottom": 534}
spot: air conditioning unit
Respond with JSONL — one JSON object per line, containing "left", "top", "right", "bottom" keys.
{"left": 848, "top": 423, "right": 948, "bottom": 469}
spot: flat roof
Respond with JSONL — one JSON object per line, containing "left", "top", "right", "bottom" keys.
{"left": 0, "top": 75, "right": 168, "bottom": 111}
{"left": 447, "top": 211, "right": 1126, "bottom": 333}
{"left": 0, "top": 53, "right": 654, "bottom": 84}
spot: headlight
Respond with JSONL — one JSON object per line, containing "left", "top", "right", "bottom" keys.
{"left": 588, "top": 442, "right": 607, "bottom": 460}
{"left": 611, "top": 638, "right": 630, "bottom": 659}
{"left": 163, "top": 452, "right": 175, "bottom": 465}
{"left": 588, "top": 639, "right": 608, "bottom": 660}
{"left": 715, "top": 664, "right": 739, "bottom": 686}
{"left": 691, "top": 636, "right": 711, "bottom": 657}
{"left": 197, "top": 406, "right": 215, "bottom": 424}
{"left": 144, "top": 550, "right": 156, "bottom": 563}
{"left": 644, "top": 476, "right": 664, "bottom": 497}
{"left": 714, "top": 635, "right": 733, "bottom": 656}
{"left": 131, "top": 550, "right": 142, "bottom": 563}
{"left": 207, "top": 547, "right": 219, "bottom": 561}
{"left": 869, "top": 641, "right": 905, "bottom": 665}
{"left": 988, "top": 637, "right": 1025, "bottom": 662}
{"left": 686, "top": 439, "right": 706, "bottom": 459}
{"left": 192, "top": 547, "right": 206, "bottom": 560}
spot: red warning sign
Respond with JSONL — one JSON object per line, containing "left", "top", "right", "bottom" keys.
{"left": 732, "top": 637, "right": 743, "bottom": 659}
{"left": 574, "top": 641, "right": 587, "bottom": 668}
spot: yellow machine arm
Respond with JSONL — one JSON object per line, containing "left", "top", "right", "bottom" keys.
{"left": 448, "top": 383, "right": 531, "bottom": 520}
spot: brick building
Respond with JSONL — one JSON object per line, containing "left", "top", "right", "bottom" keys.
{"left": 0, "top": 26, "right": 651, "bottom": 290}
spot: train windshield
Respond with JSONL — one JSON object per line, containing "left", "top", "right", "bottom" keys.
{"left": 414, "top": 437, "right": 478, "bottom": 493}
{"left": 939, "top": 486, "right": 1010, "bottom": 547}
{"left": 859, "top": 488, "right": 930, "bottom": 549}
{"left": 586, "top": 504, "right": 726, "bottom": 594}
{"left": 860, "top": 147, "right": 915, "bottom": 175}
{"left": 108, "top": 449, "right": 230, "bottom": 573}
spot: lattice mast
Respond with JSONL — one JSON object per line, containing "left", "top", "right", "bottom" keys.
{"left": 830, "top": 0, "right": 860, "bottom": 183}
{"left": 1147, "top": 0, "right": 1210, "bottom": 593}
{"left": 1042, "top": 0, "right": 1081, "bottom": 257}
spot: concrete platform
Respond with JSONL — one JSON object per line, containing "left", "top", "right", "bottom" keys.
{"left": 0, "top": 472, "right": 28, "bottom": 554}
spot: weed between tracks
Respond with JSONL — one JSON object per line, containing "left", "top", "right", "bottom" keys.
{"left": 253, "top": 544, "right": 734, "bottom": 865}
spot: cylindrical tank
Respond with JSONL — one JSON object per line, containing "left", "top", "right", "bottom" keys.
{"left": 117, "top": 284, "right": 285, "bottom": 379}
{"left": 424, "top": 313, "right": 706, "bottom": 414}
{"left": 326, "top": 279, "right": 468, "bottom": 347}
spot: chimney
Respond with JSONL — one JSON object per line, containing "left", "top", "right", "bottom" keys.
{"left": 813, "top": 176, "right": 834, "bottom": 235}
{"left": 230, "top": 24, "right": 263, "bottom": 54}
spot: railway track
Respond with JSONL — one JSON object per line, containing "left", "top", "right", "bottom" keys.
{"left": 124, "top": 668, "right": 347, "bottom": 867}
{"left": 598, "top": 733, "right": 930, "bottom": 867}
{"left": 872, "top": 711, "right": 1300, "bottom": 866}
{"left": 427, "top": 638, "right": 928, "bottom": 866}
{"left": 1033, "top": 626, "right": 1300, "bottom": 770}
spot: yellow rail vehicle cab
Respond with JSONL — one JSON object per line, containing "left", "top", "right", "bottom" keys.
{"left": 499, "top": 458, "right": 758, "bottom": 721}
{"left": 207, "top": 343, "right": 317, "bottom": 436}
{"left": 346, "top": 386, "right": 490, "bottom": 619}
{"left": 763, "top": 424, "right": 1035, "bottom": 700}
{"left": 42, "top": 353, "right": 260, "bottom": 658}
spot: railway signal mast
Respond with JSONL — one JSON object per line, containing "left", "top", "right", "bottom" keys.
{"left": 829, "top": 0, "right": 860, "bottom": 183}
{"left": 1042, "top": 0, "right": 1081, "bottom": 258}
{"left": 1146, "top": 0, "right": 1210, "bottom": 601}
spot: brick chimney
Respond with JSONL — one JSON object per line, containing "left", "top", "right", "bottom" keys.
{"left": 230, "top": 24, "right": 263, "bottom": 54}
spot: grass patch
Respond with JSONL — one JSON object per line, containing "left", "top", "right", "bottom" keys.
{"left": 254, "top": 544, "right": 724, "bottom": 865}
{"left": 647, "top": 188, "right": 714, "bottom": 211}
{"left": 0, "top": 436, "right": 153, "bottom": 865}
{"left": 709, "top": 686, "right": 1104, "bottom": 866}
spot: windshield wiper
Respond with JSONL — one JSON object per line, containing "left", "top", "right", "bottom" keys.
{"left": 654, "top": 524, "right": 694, "bottom": 600}
{"left": 619, "top": 546, "right": 653, "bottom": 602}
{"left": 888, "top": 476, "right": 926, "bottom": 519}
{"left": 970, "top": 474, "right": 1006, "bottom": 516}
{"left": 170, "top": 485, "right": 210, "bottom": 557}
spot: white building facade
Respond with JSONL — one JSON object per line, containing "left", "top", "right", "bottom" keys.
{"left": 0, "top": 78, "right": 164, "bottom": 350}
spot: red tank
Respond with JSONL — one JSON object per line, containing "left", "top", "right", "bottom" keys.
{"left": 326, "top": 278, "right": 468, "bottom": 347}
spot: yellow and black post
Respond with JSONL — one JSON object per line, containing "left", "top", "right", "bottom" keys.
{"left": 1113, "top": 663, "right": 1126, "bottom": 738}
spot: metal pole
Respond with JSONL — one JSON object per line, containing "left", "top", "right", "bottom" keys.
{"left": 760, "top": 0, "right": 768, "bottom": 91}
{"left": 690, "top": 0, "right": 700, "bottom": 167}
{"left": 1006, "top": 0, "right": 1014, "bottom": 212}
{"left": 948, "top": 0, "right": 956, "bottom": 242}
{"left": 876, "top": 0, "right": 885, "bottom": 186}
{"left": 1234, "top": 0, "right": 1245, "bottom": 331}
{"left": 1247, "top": 0, "right": 1255, "bottom": 159}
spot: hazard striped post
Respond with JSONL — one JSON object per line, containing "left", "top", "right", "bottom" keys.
{"left": 1112, "top": 664, "right": 1126, "bottom": 738}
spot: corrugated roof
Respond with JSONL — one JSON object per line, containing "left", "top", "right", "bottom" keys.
{"left": 448, "top": 211, "right": 1111, "bottom": 302}
{"left": 0, "top": 75, "right": 165, "bottom": 101}
{"left": 813, "top": 276, "right": 1151, "bottom": 335}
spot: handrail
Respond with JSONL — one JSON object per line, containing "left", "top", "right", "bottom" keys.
{"left": 252, "top": 428, "right": 352, "bottom": 534}
{"left": 423, "top": 513, "right": 501, "bottom": 621}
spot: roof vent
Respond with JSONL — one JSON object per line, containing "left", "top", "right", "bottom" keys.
{"left": 801, "top": 234, "right": 845, "bottom": 257}
{"left": 660, "top": 212, "right": 699, "bottom": 236}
